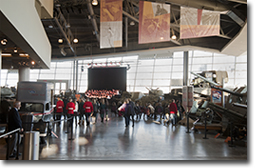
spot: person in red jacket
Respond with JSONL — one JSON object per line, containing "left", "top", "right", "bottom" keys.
{"left": 66, "top": 98, "right": 75, "bottom": 127}
{"left": 83, "top": 98, "right": 93, "bottom": 126}
{"left": 56, "top": 97, "right": 64, "bottom": 125}
{"left": 169, "top": 99, "right": 178, "bottom": 126}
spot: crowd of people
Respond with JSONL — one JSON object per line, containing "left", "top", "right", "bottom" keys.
{"left": 53, "top": 96, "right": 185, "bottom": 128}
{"left": 85, "top": 89, "right": 120, "bottom": 99}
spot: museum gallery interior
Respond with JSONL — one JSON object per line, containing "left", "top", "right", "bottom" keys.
{"left": 0, "top": 0, "right": 248, "bottom": 161}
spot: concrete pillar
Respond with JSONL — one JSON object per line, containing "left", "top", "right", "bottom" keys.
{"left": 183, "top": 51, "right": 189, "bottom": 86}
{"left": 19, "top": 67, "right": 30, "bottom": 81}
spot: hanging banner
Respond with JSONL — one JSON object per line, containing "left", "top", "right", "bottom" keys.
{"left": 139, "top": 1, "right": 170, "bottom": 44}
{"left": 180, "top": 7, "right": 220, "bottom": 39}
{"left": 100, "top": 0, "right": 122, "bottom": 48}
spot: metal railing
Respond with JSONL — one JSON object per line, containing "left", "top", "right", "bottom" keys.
{"left": 0, "top": 127, "right": 21, "bottom": 160}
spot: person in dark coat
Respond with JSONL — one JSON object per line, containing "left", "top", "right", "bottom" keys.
{"left": 0, "top": 98, "right": 11, "bottom": 123}
{"left": 8, "top": 101, "right": 23, "bottom": 158}
{"left": 155, "top": 102, "right": 163, "bottom": 122}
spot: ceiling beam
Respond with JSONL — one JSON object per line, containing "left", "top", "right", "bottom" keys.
{"left": 54, "top": 8, "right": 76, "bottom": 56}
{"left": 228, "top": 0, "right": 247, "bottom": 4}
{"left": 86, "top": 0, "right": 100, "bottom": 43}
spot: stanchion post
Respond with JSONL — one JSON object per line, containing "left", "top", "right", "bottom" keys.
{"left": 186, "top": 112, "right": 190, "bottom": 133}
{"left": 65, "top": 117, "right": 69, "bottom": 133}
{"left": 69, "top": 117, "right": 74, "bottom": 140}
{"left": 203, "top": 112, "right": 208, "bottom": 139}
{"left": 46, "top": 122, "right": 50, "bottom": 148}
{"left": 16, "top": 131, "right": 20, "bottom": 160}
{"left": 229, "top": 121, "right": 235, "bottom": 147}
{"left": 6, "top": 134, "right": 10, "bottom": 160}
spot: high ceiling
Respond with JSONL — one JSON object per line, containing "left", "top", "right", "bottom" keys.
{"left": 0, "top": 0, "right": 247, "bottom": 68}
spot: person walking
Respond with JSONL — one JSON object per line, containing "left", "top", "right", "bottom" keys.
{"left": 99, "top": 99, "right": 107, "bottom": 123}
{"left": 56, "top": 97, "right": 64, "bottom": 125}
{"left": 83, "top": 98, "right": 93, "bottom": 126}
{"left": 66, "top": 98, "right": 75, "bottom": 127}
{"left": 8, "top": 101, "right": 23, "bottom": 158}
{"left": 78, "top": 98, "right": 85, "bottom": 125}
{"left": 169, "top": 99, "right": 178, "bottom": 126}
{"left": 92, "top": 99, "right": 99, "bottom": 124}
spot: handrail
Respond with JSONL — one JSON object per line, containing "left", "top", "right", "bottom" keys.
{"left": 0, "top": 127, "right": 21, "bottom": 160}
{"left": 0, "top": 128, "right": 20, "bottom": 139}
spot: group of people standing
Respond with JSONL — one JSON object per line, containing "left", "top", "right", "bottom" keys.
{"left": 116, "top": 98, "right": 185, "bottom": 127}
{"left": 54, "top": 97, "right": 109, "bottom": 127}
{"left": 54, "top": 95, "right": 185, "bottom": 128}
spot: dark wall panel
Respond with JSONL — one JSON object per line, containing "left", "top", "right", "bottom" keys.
{"left": 88, "top": 67, "right": 126, "bottom": 91}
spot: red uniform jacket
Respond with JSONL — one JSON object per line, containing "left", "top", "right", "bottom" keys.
{"left": 56, "top": 100, "right": 64, "bottom": 113}
{"left": 66, "top": 102, "right": 75, "bottom": 114}
{"left": 169, "top": 102, "right": 178, "bottom": 114}
{"left": 83, "top": 101, "right": 93, "bottom": 113}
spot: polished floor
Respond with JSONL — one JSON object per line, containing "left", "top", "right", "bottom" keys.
{"left": 0, "top": 111, "right": 247, "bottom": 160}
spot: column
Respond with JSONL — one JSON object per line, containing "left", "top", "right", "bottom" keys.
{"left": 19, "top": 67, "right": 30, "bottom": 81}
{"left": 183, "top": 51, "right": 189, "bottom": 86}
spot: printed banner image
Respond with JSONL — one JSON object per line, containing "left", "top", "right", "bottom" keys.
{"left": 100, "top": 0, "right": 122, "bottom": 49}
{"left": 180, "top": 7, "right": 220, "bottom": 39}
{"left": 139, "top": 1, "right": 170, "bottom": 44}
{"left": 100, "top": 21, "right": 122, "bottom": 48}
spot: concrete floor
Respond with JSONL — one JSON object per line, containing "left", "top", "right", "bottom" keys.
{"left": 0, "top": 112, "right": 247, "bottom": 160}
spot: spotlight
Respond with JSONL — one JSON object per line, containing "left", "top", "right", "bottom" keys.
{"left": 73, "top": 38, "right": 78, "bottom": 43}
{"left": 14, "top": 47, "right": 18, "bottom": 53}
{"left": 92, "top": 0, "right": 98, "bottom": 6}
{"left": 31, "top": 61, "right": 35, "bottom": 65}
{"left": 171, "top": 35, "right": 177, "bottom": 40}
{"left": 58, "top": 38, "right": 63, "bottom": 43}
{"left": 1, "top": 39, "right": 7, "bottom": 45}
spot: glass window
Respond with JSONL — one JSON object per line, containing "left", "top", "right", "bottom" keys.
{"left": 56, "top": 61, "right": 72, "bottom": 68}
{"left": 173, "top": 51, "right": 184, "bottom": 58}
{"left": 213, "top": 56, "right": 235, "bottom": 63}
{"left": 127, "top": 73, "right": 136, "bottom": 80}
{"left": 134, "top": 87, "right": 148, "bottom": 93}
{"left": 235, "top": 71, "right": 247, "bottom": 79}
{"left": 193, "top": 50, "right": 212, "bottom": 57}
{"left": 127, "top": 66, "right": 137, "bottom": 73}
{"left": 138, "top": 59, "right": 154, "bottom": 66}
{"left": 171, "top": 72, "right": 183, "bottom": 79}
{"left": 236, "top": 54, "right": 247, "bottom": 63}
{"left": 136, "top": 72, "right": 153, "bottom": 79}
{"left": 152, "top": 80, "right": 171, "bottom": 86}
{"left": 173, "top": 58, "right": 183, "bottom": 65}
{"left": 192, "top": 57, "right": 212, "bottom": 64}
{"left": 20, "top": 103, "right": 44, "bottom": 113}
{"left": 153, "top": 72, "right": 171, "bottom": 79}
{"left": 191, "top": 64, "right": 212, "bottom": 72}
{"left": 135, "top": 79, "right": 152, "bottom": 86}
{"left": 137, "top": 66, "right": 154, "bottom": 72}
{"left": 127, "top": 80, "right": 135, "bottom": 85}
{"left": 236, "top": 64, "right": 247, "bottom": 71}
{"left": 155, "top": 59, "right": 172, "bottom": 66}
{"left": 154, "top": 66, "right": 171, "bottom": 72}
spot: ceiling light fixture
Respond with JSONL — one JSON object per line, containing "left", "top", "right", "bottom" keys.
{"left": 14, "top": 47, "right": 18, "bottom": 53}
{"left": 1, "top": 39, "right": 7, "bottom": 45}
{"left": 58, "top": 38, "right": 63, "bottom": 43}
{"left": 171, "top": 28, "right": 177, "bottom": 40}
{"left": 31, "top": 61, "right": 35, "bottom": 65}
{"left": 73, "top": 38, "right": 78, "bottom": 43}
{"left": 130, "top": 21, "right": 135, "bottom": 26}
{"left": 171, "top": 35, "right": 177, "bottom": 40}
{"left": 92, "top": 0, "right": 98, "bottom": 6}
